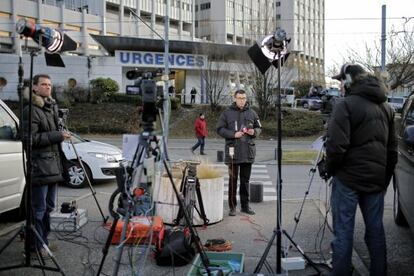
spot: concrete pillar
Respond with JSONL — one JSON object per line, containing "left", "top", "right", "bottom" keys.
{"left": 11, "top": 0, "right": 20, "bottom": 55}
{"left": 82, "top": 8, "right": 89, "bottom": 56}
{"left": 119, "top": 0, "right": 124, "bottom": 36}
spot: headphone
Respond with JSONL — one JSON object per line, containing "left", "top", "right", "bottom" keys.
{"left": 342, "top": 63, "right": 353, "bottom": 89}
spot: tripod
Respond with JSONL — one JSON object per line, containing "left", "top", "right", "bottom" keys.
{"left": 254, "top": 53, "right": 322, "bottom": 275}
{"left": 59, "top": 115, "right": 108, "bottom": 223}
{"left": 97, "top": 122, "right": 213, "bottom": 275}
{"left": 0, "top": 50, "right": 65, "bottom": 274}
{"left": 174, "top": 161, "right": 209, "bottom": 226}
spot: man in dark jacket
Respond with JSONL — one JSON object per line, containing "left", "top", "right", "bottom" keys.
{"left": 23, "top": 74, "right": 71, "bottom": 253}
{"left": 326, "top": 64, "right": 398, "bottom": 276}
{"left": 216, "top": 90, "right": 262, "bottom": 216}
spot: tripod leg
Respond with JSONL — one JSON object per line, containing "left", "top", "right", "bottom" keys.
{"left": 30, "top": 225, "right": 66, "bottom": 275}
{"left": 195, "top": 178, "right": 209, "bottom": 225}
{"left": 282, "top": 230, "right": 321, "bottom": 275}
{"left": 97, "top": 217, "right": 119, "bottom": 275}
{"left": 0, "top": 227, "right": 23, "bottom": 254}
{"left": 69, "top": 139, "right": 108, "bottom": 223}
{"left": 112, "top": 207, "right": 132, "bottom": 276}
{"left": 254, "top": 228, "right": 278, "bottom": 273}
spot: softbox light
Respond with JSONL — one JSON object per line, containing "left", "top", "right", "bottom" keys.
{"left": 248, "top": 30, "right": 290, "bottom": 74}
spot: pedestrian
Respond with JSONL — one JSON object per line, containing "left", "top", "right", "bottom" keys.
{"left": 191, "top": 113, "right": 208, "bottom": 155}
{"left": 190, "top": 87, "right": 197, "bottom": 104}
{"left": 22, "top": 74, "right": 71, "bottom": 256}
{"left": 325, "top": 64, "right": 398, "bottom": 276}
{"left": 216, "top": 89, "right": 262, "bottom": 216}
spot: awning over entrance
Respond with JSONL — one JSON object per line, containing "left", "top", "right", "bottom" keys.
{"left": 91, "top": 35, "right": 251, "bottom": 61}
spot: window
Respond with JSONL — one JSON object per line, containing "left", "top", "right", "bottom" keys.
{"left": 0, "top": 105, "right": 18, "bottom": 140}
{"left": 200, "top": 2, "right": 211, "bottom": 10}
{"left": 276, "top": 1, "right": 281, "bottom": 7}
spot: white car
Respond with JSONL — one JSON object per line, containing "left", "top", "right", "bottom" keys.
{"left": 62, "top": 133, "right": 122, "bottom": 188}
{"left": 0, "top": 99, "right": 25, "bottom": 215}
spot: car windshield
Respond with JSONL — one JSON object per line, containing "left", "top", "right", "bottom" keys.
{"left": 67, "top": 132, "right": 86, "bottom": 144}
{"left": 326, "top": 89, "right": 340, "bottom": 97}
{"left": 388, "top": 98, "right": 404, "bottom": 104}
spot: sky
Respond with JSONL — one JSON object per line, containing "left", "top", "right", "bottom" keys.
{"left": 325, "top": 0, "right": 414, "bottom": 72}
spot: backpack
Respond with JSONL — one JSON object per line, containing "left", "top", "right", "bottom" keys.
{"left": 155, "top": 227, "right": 195, "bottom": 266}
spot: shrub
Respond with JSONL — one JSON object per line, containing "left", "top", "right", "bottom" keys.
{"left": 170, "top": 97, "right": 181, "bottom": 110}
{"left": 110, "top": 93, "right": 142, "bottom": 105}
{"left": 53, "top": 85, "right": 74, "bottom": 107}
{"left": 69, "top": 85, "right": 90, "bottom": 103}
{"left": 90, "top": 78, "right": 119, "bottom": 103}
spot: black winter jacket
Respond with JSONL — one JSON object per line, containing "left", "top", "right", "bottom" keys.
{"left": 325, "top": 75, "right": 398, "bottom": 193}
{"left": 216, "top": 102, "right": 262, "bottom": 164}
{"left": 23, "top": 94, "right": 67, "bottom": 186}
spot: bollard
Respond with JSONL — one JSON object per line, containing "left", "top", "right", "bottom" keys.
{"left": 217, "top": 150, "right": 224, "bottom": 162}
{"left": 250, "top": 182, "right": 263, "bottom": 203}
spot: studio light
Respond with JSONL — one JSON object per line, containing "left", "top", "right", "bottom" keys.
{"left": 16, "top": 18, "right": 77, "bottom": 53}
{"left": 16, "top": 18, "right": 77, "bottom": 67}
{"left": 247, "top": 27, "right": 290, "bottom": 75}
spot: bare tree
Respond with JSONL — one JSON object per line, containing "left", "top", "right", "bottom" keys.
{"left": 200, "top": 45, "right": 229, "bottom": 111}
{"left": 345, "top": 25, "right": 414, "bottom": 90}
{"left": 246, "top": 65, "right": 277, "bottom": 120}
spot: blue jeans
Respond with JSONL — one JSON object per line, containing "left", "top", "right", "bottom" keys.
{"left": 31, "top": 184, "right": 57, "bottom": 249}
{"left": 330, "top": 177, "right": 387, "bottom": 276}
{"left": 191, "top": 137, "right": 205, "bottom": 154}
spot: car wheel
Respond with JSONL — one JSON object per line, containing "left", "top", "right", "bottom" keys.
{"left": 303, "top": 102, "right": 309, "bottom": 109}
{"left": 393, "top": 174, "right": 408, "bottom": 226}
{"left": 66, "top": 160, "right": 92, "bottom": 189}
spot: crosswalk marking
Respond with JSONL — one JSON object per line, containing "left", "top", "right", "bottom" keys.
{"left": 212, "top": 163, "right": 276, "bottom": 202}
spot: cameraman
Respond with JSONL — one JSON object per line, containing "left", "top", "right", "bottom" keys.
{"left": 23, "top": 74, "right": 71, "bottom": 255}
{"left": 216, "top": 90, "right": 262, "bottom": 216}
{"left": 325, "top": 64, "right": 397, "bottom": 276}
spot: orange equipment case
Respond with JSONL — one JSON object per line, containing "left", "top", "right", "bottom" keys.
{"left": 106, "top": 216, "right": 164, "bottom": 245}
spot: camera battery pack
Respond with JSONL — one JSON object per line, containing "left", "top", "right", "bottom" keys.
{"left": 106, "top": 216, "right": 164, "bottom": 245}
{"left": 50, "top": 208, "right": 88, "bottom": 232}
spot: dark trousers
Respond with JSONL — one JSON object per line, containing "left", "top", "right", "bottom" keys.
{"left": 31, "top": 183, "right": 57, "bottom": 250}
{"left": 330, "top": 177, "right": 386, "bottom": 276}
{"left": 190, "top": 95, "right": 195, "bottom": 103}
{"left": 191, "top": 137, "right": 205, "bottom": 154}
{"left": 227, "top": 163, "right": 252, "bottom": 210}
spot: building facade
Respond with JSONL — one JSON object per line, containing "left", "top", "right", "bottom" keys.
{"left": 0, "top": 0, "right": 325, "bottom": 101}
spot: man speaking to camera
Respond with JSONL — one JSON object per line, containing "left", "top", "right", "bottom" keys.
{"left": 216, "top": 89, "right": 262, "bottom": 217}
{"left": 325, "top": 64, "right": 398, "bottom": 276}
{"left": 23, "top": 74, "right": 71, "bottom": 254}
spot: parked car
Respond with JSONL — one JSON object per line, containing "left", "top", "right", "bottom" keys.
{"left": 387, "top": 96, "right": 406, "bottom": 113}
{"left": 0, "top": 99, "right": 25, "bottom": 215}
{"left": 296, "top": 96, "right": 323, "bottom": 110}
{"left": 62, "top": 133, "right": 123, "bottom": 188}
{"left": 393, "top": 92, "right": 414, "bottom": 233}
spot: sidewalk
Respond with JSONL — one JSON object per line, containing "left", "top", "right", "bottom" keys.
{"left": 0, "top": 194, "right": 335, "bottom": 275}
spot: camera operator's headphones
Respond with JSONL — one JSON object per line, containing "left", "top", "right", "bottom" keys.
{"left": 343, "top": 64, "right": 353, "bottom": 89}
{"left": 334, "top": 63, "right": 367, "bottom": 90}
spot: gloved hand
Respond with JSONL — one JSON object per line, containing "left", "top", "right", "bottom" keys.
{"left": 317, "top": 157, "right": 331, "bottom": 181}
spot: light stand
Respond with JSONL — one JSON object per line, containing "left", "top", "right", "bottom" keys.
{"left": 248, "top": 30, "right": 322, "bottom": 275}
{"left": 0, "top": 19, "right": 77, "bottom": 274}
{"left": 0, "top": 50, "right": 65, "bottom": 275}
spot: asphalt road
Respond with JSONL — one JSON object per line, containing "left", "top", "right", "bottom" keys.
{"left": 0, "top": 136, "right": 413, "bottom": 275}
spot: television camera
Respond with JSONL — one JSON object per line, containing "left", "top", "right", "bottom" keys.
{"left": 125, "top": 70, "right": 165, "bottom": 126}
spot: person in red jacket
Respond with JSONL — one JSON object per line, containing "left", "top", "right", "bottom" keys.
{"left": 191, "top": 113, "right": 208, "bottom": 155}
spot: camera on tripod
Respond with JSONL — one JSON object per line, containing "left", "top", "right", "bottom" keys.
{"left": 126, "top": 70, "right": 165, "bottom": 125}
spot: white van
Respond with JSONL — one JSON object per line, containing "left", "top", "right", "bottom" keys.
{"left": 0, "top": 99, "right": 25, "bottom": 215}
